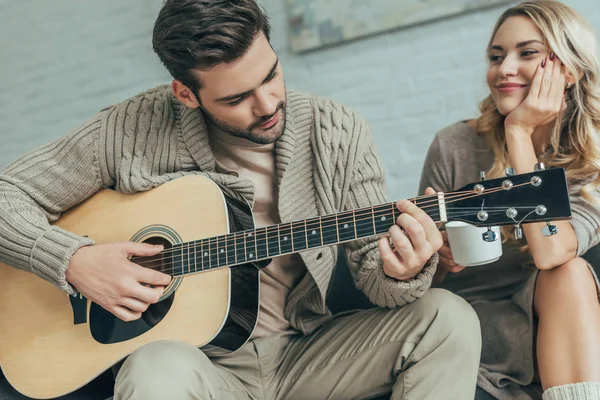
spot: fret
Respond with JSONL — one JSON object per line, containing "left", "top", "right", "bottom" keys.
{"left": 306, "top": 217, "right": 322, "bottom": 248}
{"left": 267, "top": 226, "right": 279, "bottom": 258}
{"left": 191, "top": 241, "right": 196, "bottom": 274}
{"left": 226, "top": 233, "right": 236, "bottom": 266}
{"left": 209, "top": 237, "right": 217, "bottom": 269}
{"left": 371, "top": 206, "right": 376, "bottom": 235}
{"left": 186, "top": 242, "right": 192, "bottom": 275}
{"left": 321, "top": 215, "right": 338, "bottom": 245}
{"left": 304, "top": 219, "right": 308, "bottom": 249}
{"left": 254, "top": 229, "right": 258, "bottom": 261}
{"left": 201, "top": 238, "right": 208, "bottom": 270}
{"left": 353, "top": 210, "right": 358, "bottom": 238}
{"left": 414, "top": 196, "right": 438, "bottom": 220}
{"left": 196, "top": 241, "right": 202, "bottom": 271}
{"left": 181, "top": 244, "right": 188, "bottom": 276}
{"left": 235, "top": 232, "right": 246, "bottom": 265}
{"left": 217, "top": 235, "right": 227, "bottom": 267}
{"left": 279, "top": 222, "right": 293, "bottom": 254}
{"left": 245, "top": 230, "right": 256, "bottom": 262}
{"left": 292, "top": 221, "right": 307, "bottom": 251}
{"left": 338, "top": 211, "right": 355, "bottom": 242}
{"left": 190, "top": 241, "right": 198, "bottom": 273}
{"left": 172, "top": 244, "right": 183, "bottom": 276}
{"left": 319, "top": 216, "right": 324, "bottom": 244}
{"left": 256, "top": 227, "right": 269, "bottom": 260}
{"left": 197, "top": 239, "right": 205, "bottom": 270}
{"left": 224, "top": 234, "right": 229, "bottom": 266}
{"left": 355, "top": 209, "right": 375, "bottom": 238}
{"left": 373, "top": 203, "right": 394, "bottom": 235}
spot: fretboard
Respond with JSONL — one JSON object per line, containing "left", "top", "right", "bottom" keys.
{"left": 166, "top": 197, "right": 441, "bottom": 277}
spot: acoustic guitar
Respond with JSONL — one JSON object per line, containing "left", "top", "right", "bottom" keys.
{"left": 0, "top": 168, "right": 571, "bottom": 399}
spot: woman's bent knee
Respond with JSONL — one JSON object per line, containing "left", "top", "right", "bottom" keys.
{"left": 535, "top": 257, "right": 598, "bottom": 314}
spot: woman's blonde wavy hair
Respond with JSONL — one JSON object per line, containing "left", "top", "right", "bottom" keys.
{"left": 476, "top": 0, "right": 600, "bottom": 242}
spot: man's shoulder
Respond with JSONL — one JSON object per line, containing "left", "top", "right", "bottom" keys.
{"left": 287, "top": 90, "right": 367, "bottom": 139}
{"left": 289, "top": 90, "right": 363, "bottom": 119}
{"left": 99, "top": 84, "right": 174, "bottom": 116}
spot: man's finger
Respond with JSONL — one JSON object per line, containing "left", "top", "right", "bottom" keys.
{"left": 123, "top": 242, "right": 164, "bottom": 257}
{"left": 388, "top": 225, "right": 418, "bottom": 266}
{"left": 120, "top": 297, "right": 151, "bottom": 313}
{"left": 112, "top": 306, "right": 142, "bottom": 322}
{"left": 129, "top": 283, "right": 164, "bottom": 305}
{"left": 378, "top": 237, "right": 406, "bottom": 277}
{"left": 396, "top": 213, "right": 428, "bottom": 254}
{"left": 396, "top": 198, "right": 441, "bottom": 251}
{"left": 135, "top": 264, "right": 172, "bottom": 286}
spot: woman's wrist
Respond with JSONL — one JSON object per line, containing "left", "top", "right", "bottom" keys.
{"left": 504, "top": 123, "right": 535, "bottom": 138}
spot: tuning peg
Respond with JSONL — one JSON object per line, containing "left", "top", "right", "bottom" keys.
{"left": 505, "top": 167, "right": 515, "bottom": 177}
{"left": 514, "top": 224, "right": 523, "bottom": 240}
{"left": 482, "top": 227, "right": 498, "bottom": 242}
{"left": 480, "top": 171, "right": 486, "bottom": 181}
{"left": 541, "top": 222, "right": 558, "bottom": 236}
{"left": 534, "top": 162, "right": 545, "bottom": 171}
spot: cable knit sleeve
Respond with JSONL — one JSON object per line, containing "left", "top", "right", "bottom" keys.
{"left": 342, "top": 115, "right": 438, "bottom": 308}
{"left": 0, "top": 111, "right": 112, "bottom": 294}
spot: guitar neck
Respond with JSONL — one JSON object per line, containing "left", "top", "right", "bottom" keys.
{"left": 131, "top": 168, "right": 573, "bottom": 277}
{"left": 166, "top": 194, "right": 444, "bottom": 276}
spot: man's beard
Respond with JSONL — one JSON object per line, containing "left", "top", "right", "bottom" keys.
{"left": 202, "top": 101, "right": 287, "bottom": 145}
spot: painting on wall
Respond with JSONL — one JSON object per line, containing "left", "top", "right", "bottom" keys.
{"left": 286, "top": 0, "right": 513, "bottom": 53}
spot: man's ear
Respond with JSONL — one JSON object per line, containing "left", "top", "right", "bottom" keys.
{"left": 171, "top": 80, "right": 201, "bottom": 109}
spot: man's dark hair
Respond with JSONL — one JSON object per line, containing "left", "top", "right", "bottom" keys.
{"left": 152, "top": 0, "right": 271, "bottom": 98}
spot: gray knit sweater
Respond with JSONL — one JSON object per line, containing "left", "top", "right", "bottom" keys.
{"left": 0, "top": 86, "right": 437, "bottom": 334}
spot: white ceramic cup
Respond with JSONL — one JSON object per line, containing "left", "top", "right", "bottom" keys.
{"left": 445, "top": 222, "right": 502, "bottom": 267}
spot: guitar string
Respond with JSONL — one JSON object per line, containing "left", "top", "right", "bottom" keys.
{"left": 132, "top": 184, "right": 531, "bottom": 268}
{"left": 139, "top": 209, "right": 517, "bottom": 276}
{"left": 134, "top": 187, "right": 535, "bottom": 274}
{"left": 132, "top": 183, "right": 528, "bottom": 264}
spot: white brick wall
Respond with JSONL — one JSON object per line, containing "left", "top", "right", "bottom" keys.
{"left": 1, "top": 0, "right": 598, "bottom": 200}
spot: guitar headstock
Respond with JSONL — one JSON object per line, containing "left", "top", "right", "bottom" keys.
{"left": 445, "top": 168, "right": 571, "bottom": 228}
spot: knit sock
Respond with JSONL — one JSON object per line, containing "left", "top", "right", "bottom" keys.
{"left": 542, "top": 382, "right": 600, "bottom": 400}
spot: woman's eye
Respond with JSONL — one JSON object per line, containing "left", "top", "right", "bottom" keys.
{"left": 521, "top": 50, "right": 538, "bottom": 57}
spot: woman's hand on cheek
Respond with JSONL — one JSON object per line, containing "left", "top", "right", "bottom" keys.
{"left": 504, "top": 53, "right": 566, "bottom": 136}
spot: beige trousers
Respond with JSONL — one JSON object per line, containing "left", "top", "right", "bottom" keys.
{"left": 114, "top": 289, "right": 481, "bottom": 400}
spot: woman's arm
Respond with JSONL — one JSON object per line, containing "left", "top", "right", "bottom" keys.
{"left": 505, "top": 128, "right": 578, "bottom": 269}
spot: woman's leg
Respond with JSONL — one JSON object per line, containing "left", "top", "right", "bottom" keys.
{"left": 534, "top": 257, "right": 600, "bottom": 389}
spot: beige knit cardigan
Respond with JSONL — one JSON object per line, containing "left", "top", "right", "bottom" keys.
{"left": 0, "top": 86, "right": 437, "bottom": 334}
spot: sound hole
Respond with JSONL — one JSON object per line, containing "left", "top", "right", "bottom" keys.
{"left": 137, "top": 236, "right": 173, "bottom": 275}
{"left": 89, "top": 236, "right": 176, "bottom": 344}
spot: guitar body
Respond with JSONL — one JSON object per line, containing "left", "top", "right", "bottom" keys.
{"left": 0, "top": 176, "right": 259, "bottom": 399}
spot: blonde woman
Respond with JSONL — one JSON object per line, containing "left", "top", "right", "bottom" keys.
{"left": 419, "top": 1, "right": 600, "bottom": 399}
